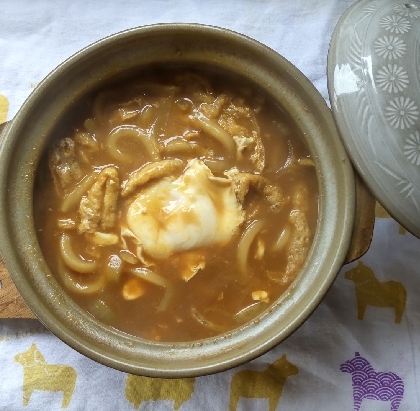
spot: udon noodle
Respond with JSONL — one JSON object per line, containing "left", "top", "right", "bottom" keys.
{"left": 34, "top": 68, "right": 318, "bottom": 342}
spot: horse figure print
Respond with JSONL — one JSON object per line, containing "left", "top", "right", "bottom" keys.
{"left": 125, "top": 374, "right": 195, "bottom": 410}
{"left": 229, "top": 354, "right": 298, "bottom": 411}
{"left": 344, "top": 261, "right": 406, "bottom": 323}
{"left": 14, "top": 343, "right": 77, "bottom": 408}
{"left": 340, "top": 352, "right": 404, "bottom": 411}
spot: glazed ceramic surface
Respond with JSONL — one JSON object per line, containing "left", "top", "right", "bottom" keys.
{"left": 0, "top": 24, "right": 355, "bottom": 377}
{"left": 328, "top": 0, "right": 420, "bottom": 238}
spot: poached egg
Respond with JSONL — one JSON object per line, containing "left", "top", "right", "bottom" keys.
{"left": 126, "top": 159, "right": 245, "bottom": 260}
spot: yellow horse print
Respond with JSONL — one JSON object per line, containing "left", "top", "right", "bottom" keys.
{"left": 375, "top": 202, "right": 407, "bottom": 235}
{"left": 14, "top": 343, "right": 77, "bottom": 408}
{"left": 345, "top": 261, "right": 407, "bottom": 323}
{"left": 125, "top": 374, "right": 195, "bottom": 410}
{"left": 229, "top": 354, "right": 299, "bottom": 411}
{"left": 0, "top": 94, "right": 9, "bottom": 124}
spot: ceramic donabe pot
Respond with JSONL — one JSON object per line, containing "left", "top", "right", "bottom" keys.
{"left": 0, "top": 24, "right": 365, "bottom": 377}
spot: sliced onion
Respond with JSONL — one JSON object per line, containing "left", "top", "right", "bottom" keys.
{"left": 271, "top": 227, "right": 292, "bottom": 252}
{"left": 107, "top": 125, "right": 160, "bottom": 162}
{"left": 129, "top": 267, "right": 173, "bottom": 311}
{"left": 202, "top": 158, "right": 230, "bottom": 173}
{"left": 237, "top": 220, "right": 264, "bottom": 279}
{"left": 191, "top": 307, "right": 225, "bottom": 332}
{"left": 88, "top": 232, "right": 119, "bottom": 246}
{"left": 119, "top": 249, "right": 138, "bottom": 265}
{"left": 60, "top": 172, "right": 97, "bottom": 213}
{"left": 105, "top": 254, "right": 123, "bottom": 282}
{"left": 189, "top": 112, "right": 236, "bottom": 155}
{"left": 234, "top": 302, "right": 263, "bottom": 323}
{"left": 161, "top": 138, "right": 194, "bottom": 155}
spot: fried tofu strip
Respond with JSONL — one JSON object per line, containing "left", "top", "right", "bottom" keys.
{"left": 78, "top": 166, "right": 119, "bottom": 234}
{"left": 225, "top": 169, "right": 284, "bottom": 212}
{"left": 285, "top": 184, "right": 311, "bottom": 278}
{"left": 121, "top": 159, "right": 184, "bottom": 197}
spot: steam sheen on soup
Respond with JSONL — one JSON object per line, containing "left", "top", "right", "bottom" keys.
{"left": 34, "top": 69, "right": 318, "bottom": 342}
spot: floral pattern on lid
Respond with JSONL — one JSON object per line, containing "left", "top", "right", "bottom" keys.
{"left": 404, "top": 131, "right": 420, "bottom": 165}
{"left": 328, "top": 0, "right": 420, "bottom": 237}
{"left": 375, "top": 64, "right": 409, "bottom": 93}
{"left": 374, "top": 35, "right": 407, "bottom": 59}
{"left": 380, "top": 15, "right": 411, "bottom": 32}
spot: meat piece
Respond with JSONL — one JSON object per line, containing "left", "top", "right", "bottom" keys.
{"left": 78, "top": 167, "right": 120, "bottom": 234}
{"left": 174, "top": 72, "right": 213, "bottom": 103}
{"left": 121, "top": 159, "right": 184, "bottom": 197}
{"left": 264, "top": 185, "right": 285, "bottom": 213}
{"left": 199, "top": 95, "right": 228, "bottom": 119}
{"left": 177, "top": 251, "right": 206, "bottom": 282}
{"left": 225, "top": 168, "right": 284, "bottom": 212}
{"left": 285, "top": 185, "right": 311, "bottom": 278}
{"left": 74, "top": 132, "right": 98, "bottom": 167}
{"left": 252, "top": 290, "right": 269, "bottom": 303}
{"left": 233, "top": 135, "right": 254, "bottom": 157}
{"left": 49, "top": 138, "right": 83, "bottom": 193}
{"left": 178, "top": 79, "right": 265, "bottom": 172}
{"left": 74, "top": 132, "right": 98, "bottom": 150}
{"left": 122, "top": 278, "right": 146, "bottom": 300}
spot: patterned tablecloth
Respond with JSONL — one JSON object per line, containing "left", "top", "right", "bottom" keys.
{"left": 1, "top": 0, "right": 419, "bottom": 410}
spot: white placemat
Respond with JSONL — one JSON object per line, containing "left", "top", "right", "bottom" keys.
{"left": 1, "top": 1, "right": 419, "bottom": 410}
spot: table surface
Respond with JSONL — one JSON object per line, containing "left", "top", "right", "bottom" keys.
{"left": 1, "top": 0, "right": 419, "bottom": 410}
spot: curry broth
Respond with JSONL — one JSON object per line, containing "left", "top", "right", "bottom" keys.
{"left": 34, "top": 67, "right": 318, "bottom": 342}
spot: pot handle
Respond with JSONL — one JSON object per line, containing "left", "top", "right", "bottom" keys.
{"left": 344, "top": 171, "right": 375, "bottom": 264}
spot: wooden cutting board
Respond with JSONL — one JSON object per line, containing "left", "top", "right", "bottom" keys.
{"left": 0, "top": 257, "right": 35, "bottom": 318}
{"left": 0, "top": 118, "right": 35, "bottom": 319}
{"left": 0, "top": 116, "right": 35, "bottom": 318}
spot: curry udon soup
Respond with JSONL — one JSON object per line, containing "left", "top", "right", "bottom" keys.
{"left": 34, "top": 68, "right": 318, "bottom": 342}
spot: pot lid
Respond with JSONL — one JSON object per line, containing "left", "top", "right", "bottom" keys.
{"left": 328, "top": 0, "right": 420, "bottom": 237}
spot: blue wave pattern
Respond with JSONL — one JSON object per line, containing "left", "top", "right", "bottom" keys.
{"left": 340, "top": 352, "right": 404, "bottom": 411}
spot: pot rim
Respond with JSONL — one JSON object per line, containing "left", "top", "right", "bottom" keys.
{"left": 0, "top": 23, "right": 355, "bottom": 377}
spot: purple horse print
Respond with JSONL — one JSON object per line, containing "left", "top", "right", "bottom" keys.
{"left": 340, "top": 352, "right": 404, "bottom": 411}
